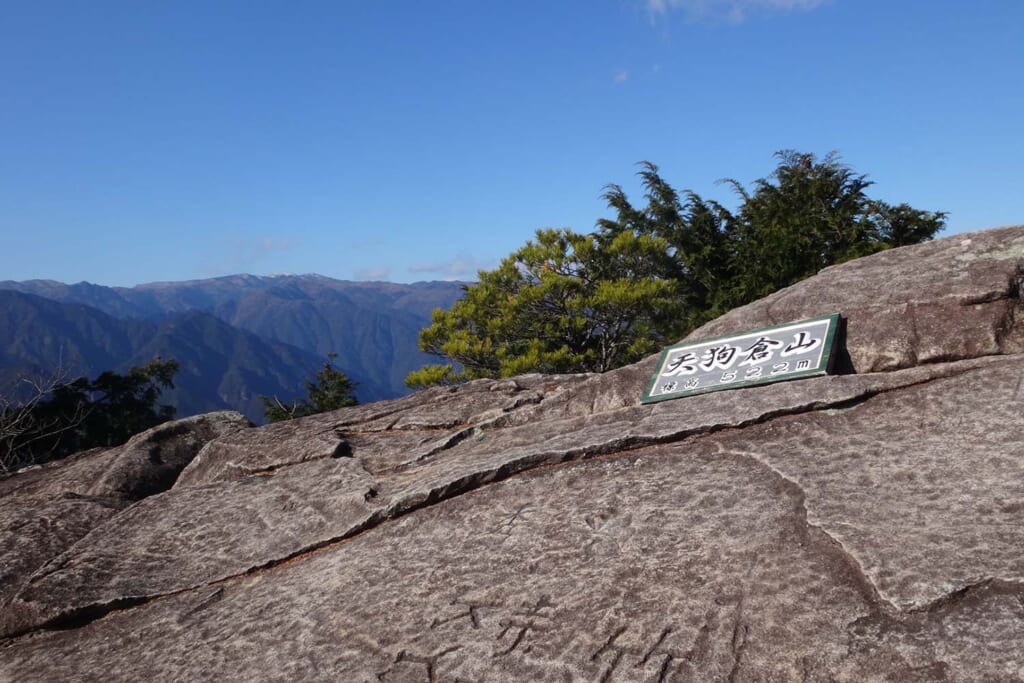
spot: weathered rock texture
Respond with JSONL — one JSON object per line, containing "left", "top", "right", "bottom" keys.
{"left": 2, "top": 226, "right": 1023, "bottom": 682}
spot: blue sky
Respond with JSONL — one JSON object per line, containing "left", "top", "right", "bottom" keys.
{"left": 1, "top": 0, "right": 1021, "bottom": 286}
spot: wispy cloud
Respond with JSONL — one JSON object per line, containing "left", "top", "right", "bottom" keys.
{"left": 647, "top": 0, "right": 826, "bottom": 23}
{"left": 349, "top": 237, "right": 388, "bottom": 250}
{"left": 195, "top": 235, "right": 297, "bottom": 276}
{"left": 257, "top": 238, "right": 291, "bottom": 252}
{"left": 614, "top": 69, "right": 630, "bottom": 84}
{"left": 354, "top": 266, "right": 392, "bottom": 281}
{"left": 408, "top": 254, "right": 491, "bottom": 280}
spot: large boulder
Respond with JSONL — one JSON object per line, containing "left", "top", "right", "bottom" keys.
{"left": 0, "top": 411, "right": 249, "bottom": 636}
{"left": 1, "top": 227, "right": 1023, "bottom": 681}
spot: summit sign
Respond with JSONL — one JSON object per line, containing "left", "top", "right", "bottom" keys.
{"left": 642, "top": 314, "right": 840, "bottom": 403}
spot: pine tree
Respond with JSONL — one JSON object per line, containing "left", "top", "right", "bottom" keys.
{"left": 262, "top": 354, "right": 358, "bottom": 422}
{"left": 407, "top": 151, "right": 946, "bottom": 388}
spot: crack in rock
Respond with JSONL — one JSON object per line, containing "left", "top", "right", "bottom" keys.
{"left": 723, "top": 446, "right": 899, "bottom": 619}
{"left": 397, "top": 427, "right": 483, "bottom": 470}
{"left": 5, "top": 357, "right": 1016, "bottom": 643}
{"left": 722, "top": 443, "right": 1024, "bottom": 636}
{"left": 907, "top": 577, "right": 1024, "bottom": 616}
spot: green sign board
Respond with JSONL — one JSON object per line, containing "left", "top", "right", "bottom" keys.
{"left": 642, "top": 313, "right": 841, "bottom": 404}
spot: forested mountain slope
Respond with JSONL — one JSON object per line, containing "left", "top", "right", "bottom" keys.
{"left": 0, "top": 276, "right": 464, "bottom": 418}
{"left": 0, "top": 290, "right": 323, "bottom": 422}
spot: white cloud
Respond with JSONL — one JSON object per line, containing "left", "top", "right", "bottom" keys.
{"left": 354, "top": 266, "right": 392, "bottom": 281}
{"left": 614, "top": 69, "right": 629, "bottom": 84}
{"left": 647, "top": 0, "right": 826, "bottom": 22}
{"left": 408, "top": 254, "right": 491, "bottom": 280}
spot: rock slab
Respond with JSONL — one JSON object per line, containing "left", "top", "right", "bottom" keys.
{"left": 1, "top": 227, "right": 1023, "bottom": 681}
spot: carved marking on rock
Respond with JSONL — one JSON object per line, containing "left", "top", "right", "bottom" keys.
{"left": 376, "top": 646, "right": 461, "bottom": 683}
{"left": 598, "top": 650, "right": 625, "bottom": 683}
{"left": 638, "top": 627, "right": 672, "bottom": 666}
{"left": 639, "top": 627, "right": 681, "bottom": 683}
{"left": 491, "top": 594, "right": 555, "bottom": 658}
{"left": 590, "top": 626, "right": 628, "bottom": 681}
{"left": 493, "top": 504, "right": 533, "bottom": 543}
{"left": 590, "top": 623, "right": 687, "bottom": 683}
{"left": 493, "top": 624, "right": 528, "bottom": 657}
{"left": 430, "top": 598, "right": 487, "bottom": 631}
{"left": 591, "top": 625, "right": 627, "bottom": 662}
{"left": 582, "top": 508, "right": 631, "bottom": 558}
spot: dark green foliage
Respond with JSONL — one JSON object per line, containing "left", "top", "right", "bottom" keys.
{"left": 262, "top": 354, "right": 358, "bottom": 422}
{"left": 1, "top": 358, "right": 178, "bottom": 473}
{"left": 597, "top": 161, "right": 737, "bottom": 328}
{"left": 410, "top": 151, "right": 946, "bottom": 387}
{"left": 598, "top": 151, "right": 947, "bottom": 319}
{"left": 722, "top": 151, "right": 945, "bottom": 305}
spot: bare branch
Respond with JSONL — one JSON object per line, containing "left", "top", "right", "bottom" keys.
{"left": 0, "top": 364, "right": 85, "bottom": 474}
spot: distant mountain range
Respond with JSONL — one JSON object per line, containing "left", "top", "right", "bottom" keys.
{"left": 0, "top": 275, "right": 465, "bottom": 422}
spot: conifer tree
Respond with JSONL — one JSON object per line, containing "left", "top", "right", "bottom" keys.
{"left": 408, "top": 151, "right": 946, "bottom": 387}
{"left": 262, "top": 354, "right": 358, "bottom": 421}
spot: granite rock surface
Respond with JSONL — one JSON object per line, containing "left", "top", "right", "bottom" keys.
{"left": 2, "top": 226, "right": 1023, "bottom": 682}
